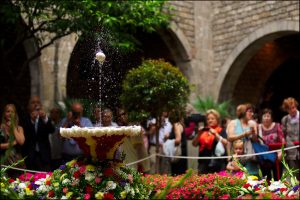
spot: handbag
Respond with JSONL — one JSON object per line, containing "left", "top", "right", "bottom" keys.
{"left": 163, "top": 139, "right": 182, "bottom": 163}
{"left": 215, "top": 140, "right": 225, "bottom": 157}
{"left": 171, "top": 143, "right": 182, "bottom": 163}
{"left": 252, "top": 142, "right": 276, "bottom": 163}
{"left": 244, "top": 138, "right": 257, "bottom": 161}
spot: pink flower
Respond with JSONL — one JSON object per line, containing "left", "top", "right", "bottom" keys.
{"left": 84, "top": 193, "right": 91, "bottom": 200}
{"left": 63, "top": 187, "right": 68, "bottom": 193}
{"left": 33, "top": 173, "right": 47, "bottom": 181}
{"left": 19, "top": 173, "right": 34, "bottom": 181}
{"left": 79, "top": 166, "right": 86, "bottom": 174}
{"left": 128, "top": 174, "right": 133, "bottom": 183}
{"left": 95, "top": 177, "right": 101, "bottom": 183}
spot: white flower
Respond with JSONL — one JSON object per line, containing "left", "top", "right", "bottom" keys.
{"left": 35, "top": 178, "right": 46, "bottom": 185}
{"left": 61, "top": 196, "right": 68, "bottom": 199}
{"left": 124, "top": 184, "right": 131, "bottom": 193}
{"left": 18, "top": 183, "right": 26, "bottom": 189}
{"left": 268, "top": 181, "right": 287, "bottom": 191}
{"left": 288, "top": 190, "right": 295, "bottom": 197}
{"left": 36, "top": 185, "right": 48, "bottom": 193}
{"left": 106, "top": 181, "right": 116, "bottom": 190}
{"left": 130, "top": 188, "right": 135, "bottom": 197}
{"left": 85, "top": 172, "right": 95, "bottom": 182}
{"left": 62, "top": 178, "right": 71, "bottom": 185}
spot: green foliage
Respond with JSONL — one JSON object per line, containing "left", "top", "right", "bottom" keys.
{"left": 193, "top": 96, "right": 233, "bottom": 119}
{"left": 0, "top": 0, "right": 172, "bottom": 53}
{"left": 120, "top": 59, "right": 190, "bottom": 122}
{"left": 280, "top": 145, "right": 299, "bottom": 187}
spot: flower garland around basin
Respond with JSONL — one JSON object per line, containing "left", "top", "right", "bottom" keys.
{"left": 60, "top": 125, "right": 141, "bottom": 160}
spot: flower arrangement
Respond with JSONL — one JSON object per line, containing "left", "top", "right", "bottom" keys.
{"left": 144, "top": 170, "right": 245, "bottom": 199}
{"left": 1, "top": 158, "right": 151, "bottom": 199}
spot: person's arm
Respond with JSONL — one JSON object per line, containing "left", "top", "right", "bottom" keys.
{"left": 276, "top": 123, "right": 286, "bottom": 144}
{"left": 281, "top": 116, "right": 287, "bottom": 136}
{"left": 211, "top": 128, "right": 228, "bottom": 146}
{"left": 14, "top": 126, "right": 25, "bottom": 145}
{"left": 226, "top": 161, "right": 234, "bottom": 171}
{"left": 192, "top": 131, "right": 200, "bottom": 147}
{"left": 174, "top": 123, "right": 182, "bottom": 146}
{"left": 227, "top": 120, "right": 253, "bottom": 142}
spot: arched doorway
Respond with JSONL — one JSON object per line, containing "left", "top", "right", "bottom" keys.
{"left": 217, "top": 21, "right": 299, "bottom": 121}
{"left": 260, "top": 57, "right": 300, "bottom": 122}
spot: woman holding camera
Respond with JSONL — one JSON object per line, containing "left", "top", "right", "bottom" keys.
{"left": 192, "top": 109, "right": 228, "bottom": 174}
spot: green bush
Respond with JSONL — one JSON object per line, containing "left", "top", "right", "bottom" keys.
{"left": 120, "top": 59, "right": 190, "bottom": 122}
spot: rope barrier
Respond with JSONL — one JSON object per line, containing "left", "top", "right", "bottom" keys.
{"left": 1, "top": 145, "right": 299, "bottom": 173}
{"left": 0, "top": 165, "right": 48, "bottom": 174}
{"left": 157, "top": 145, "right": 300, "bottom": 160}
{"left": 125, "top": 154, "right": 156, "bottom": 166}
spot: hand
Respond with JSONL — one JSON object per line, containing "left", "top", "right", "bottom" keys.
{"left": 72, "top": 116, "right": 81, "bottom": 127}
{"left": 209, "top": 128, "right": 217, "bottom": 136}
{"left": 38, "top": 107, "right": 47, "bottom": 120}
{"left": 277, "top": 151, "right": 282, "bottom": 161}
{"left": 245, "top": 129, "right": 254, "bottom": 137}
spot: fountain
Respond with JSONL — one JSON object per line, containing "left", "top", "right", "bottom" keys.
{"left": 60, "top": 125, "right": 141, "bottom": 160}
{"left": 53, "top": 51, "right": 151, "bottom": 199}
{"left": 60, "top": 51, "right": 141, "bottom": 161}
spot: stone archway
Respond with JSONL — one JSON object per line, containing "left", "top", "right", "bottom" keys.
{"left": 158, "top": 22, "right": 192, "bottom": 74}
{"left": 216, "top": 21, "right": 299, "bottom": 104}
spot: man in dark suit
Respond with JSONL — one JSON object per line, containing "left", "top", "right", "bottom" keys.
{"left": 21, "top": 96, "right": 54, "bottom": 171}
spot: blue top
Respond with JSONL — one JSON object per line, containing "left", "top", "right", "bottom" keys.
{"left": 234, "top": 119, "right": 259, "bottom": 176}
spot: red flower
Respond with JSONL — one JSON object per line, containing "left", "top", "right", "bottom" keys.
{"left": 85, "top": 185, "right": 93, "bottom": 194}
{"left": 8, "top": 178, "right": 15, "bottom": 183}
{"left": 243, "top": 183, "right": 251, "bottom": 188}
{"left": 45, "top": 180, "right": 51, "bottom": 185}
{"left": 104, "top": 192, "right": 114, "bottom": 200}
{"left": 48, "top": 190, "right": 55, "bottom": 198}
{"left": 254, "top": 187, "right": 260, "bottom": 191}
{"left": 280, "top": 188, "right": 288, "bottom": 192}
{"left": 103, "top": 168, "right": 114, "bottom": 177}
{"left": 73, "top": 170, "right": 81, "bottom": 179}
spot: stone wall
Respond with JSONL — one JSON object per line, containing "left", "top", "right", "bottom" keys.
{"left": 211, "top": 1, "right": 299, "bottom": 77}
{"left": 168, "top": 1, "right": 195, "bottom": 50}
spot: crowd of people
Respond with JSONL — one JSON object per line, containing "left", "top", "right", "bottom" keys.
{"left": 0, "top": 96, "right": 299, "bottom": 181}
